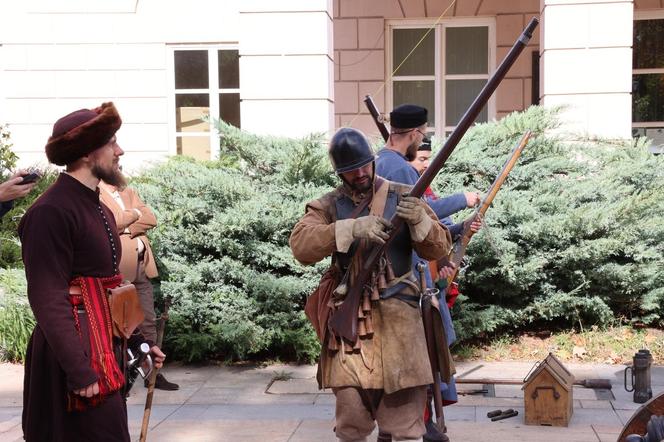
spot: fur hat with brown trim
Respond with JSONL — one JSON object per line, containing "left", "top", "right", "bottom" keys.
{"left": 45, "top": 102, "right": 122, "bottom": 166}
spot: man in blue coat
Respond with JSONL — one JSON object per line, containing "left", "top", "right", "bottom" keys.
{"left": 375, "top": 104, "right": 479, "bottom": 442}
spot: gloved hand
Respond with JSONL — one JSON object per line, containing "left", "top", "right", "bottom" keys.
{"left": 352, "top": 215, "right": 393, "bottom": 245}
{"left": 397, "top": 196, "right": 433, "bottom": 242}
{"left": 396, "top": 196, "right": 428, "bottom": 225}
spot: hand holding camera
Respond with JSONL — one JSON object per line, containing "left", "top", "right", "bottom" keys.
{"left": 0, "top": 169, "right": 41, "bottom": 202}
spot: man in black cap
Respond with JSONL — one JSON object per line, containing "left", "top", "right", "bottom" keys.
{"left": 19, "top": 102, "right": 165, "bottom": 441}
{"left": 290, "top": 127, "right": 451, "bottom": 442}
{"left": 376, "top": 104, "right": 475, "bottom": 441}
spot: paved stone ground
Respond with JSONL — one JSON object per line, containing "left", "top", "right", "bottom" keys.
{"left": 1, "top": 361, "right": 663, "bottom": 441}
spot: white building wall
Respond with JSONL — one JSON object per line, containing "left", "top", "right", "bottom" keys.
{"left": 0, "top": 0, "right": 334, "bottom": 171}
{"left": 238, "top": 1, "right": 334, "bottom": 137}
{"left": 540, "top": 0, "right": 634, "bottom": 139}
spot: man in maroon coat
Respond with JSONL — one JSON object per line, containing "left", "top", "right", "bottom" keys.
{"left": 19, "top": 102, "right": 165, "bottom": 442}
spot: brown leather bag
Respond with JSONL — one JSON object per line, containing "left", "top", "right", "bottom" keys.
{"left": 304, "top": 266, "right": 340, "bottom": 343}
{"left": 107, "top": 283, "right": 144, "bottom": 339}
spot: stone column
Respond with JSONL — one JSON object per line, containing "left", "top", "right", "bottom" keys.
{"left": 539, "top": 0, "right": 633, "bottom": 139}
{"left": 239, "top": 0, "right": 334, "bottom": 137}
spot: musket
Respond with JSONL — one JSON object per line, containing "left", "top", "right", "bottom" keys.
{"left": 329, "top": 17, "right": 540, "bottom": 343}
{"left": 417, "top": 262, "right": 446, "bottom": 434}
{"left": 441, "top": 131, "right": 532, "bottom": 286}
{"left": 139, "top": 297, "right": 171, "bottom": 442}
{"left": 364, "top": 95, "right": 390, "bottom": 141}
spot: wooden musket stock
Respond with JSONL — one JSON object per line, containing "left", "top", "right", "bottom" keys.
{"left": 329, "top": 17, "right": 540, "bottom": 343}
{"left": 139, "top": 298, "right": 171, "bottom": 442}
{"left": 444, "top": 131, "right": 531, "bottom": 286}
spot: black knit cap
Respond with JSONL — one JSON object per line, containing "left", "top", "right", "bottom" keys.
{"left": 418, "top": 137, "right": 432, "bottom": 151}
{"left": 390, "top": 104, "right": 428, "bottom": 129}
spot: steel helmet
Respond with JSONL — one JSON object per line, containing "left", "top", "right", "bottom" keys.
{"left": 329, "top": 128, "right": 375, "bottom": 174}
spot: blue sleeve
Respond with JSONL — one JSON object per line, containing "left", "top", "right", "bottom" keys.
{"left": 448, "top": 222, "right": 464, "bottom": 240}
{"left": 393, "top": 166, "right": 420, "bottom": 186}
{"left": 375, "top": 153, "right": 420, "bottom": 186}
{"left": 0, "top": 200, "right": 14, "bottom": 218}
{"left": 425, "top": 193, "right": 466, "bottom": 219}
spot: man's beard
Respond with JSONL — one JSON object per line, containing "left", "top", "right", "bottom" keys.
{"left": 342, "top": 173, "right": 373, "bottom": 194}
{"left": 405, "top": 142, "right": 418, "bottom": 161}
{"left": 92, "top": 162, "right": 126, "bottom": 188}
{"left": 351, "top": 178, "right": 372, "bottom": 193}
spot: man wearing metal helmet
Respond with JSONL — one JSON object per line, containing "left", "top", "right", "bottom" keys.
{"left": 290, "top": 127, "right": 451, "bottom": 442}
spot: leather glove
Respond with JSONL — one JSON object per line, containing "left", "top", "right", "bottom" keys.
{"left": 396, "top": 196, "right": 428, "bottom": 225}
{"left": 397, "top": 196, "right": 433, "bottom": 242}
{"left": 352, "top": 215, "right": 393, "bottom": 245}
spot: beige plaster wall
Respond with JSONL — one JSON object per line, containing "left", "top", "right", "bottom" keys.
{"left": 333, "top": 0, "right": 540, "bottom": 142}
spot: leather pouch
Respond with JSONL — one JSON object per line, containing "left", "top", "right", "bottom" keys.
{"left": 107, "top": 283, "right": 144, "bottom": 339}
{"left": 304, "top": 266, "right": 340, "bottom": 343}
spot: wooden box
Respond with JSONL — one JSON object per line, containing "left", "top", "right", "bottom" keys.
{"left": 522, "top": 353, "right": 574, "bottom": 427}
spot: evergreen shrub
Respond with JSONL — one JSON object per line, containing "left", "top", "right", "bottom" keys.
{"left": 131, "top": 127, "right": 334, "bottom": 363}
{"left": 1, "top": 107, "right": 662, "bottom": 363}
{"left": 0, "top": 268, "right": 34, "bottom": 362}
{"left": 430, "top": 107, "right": 664, "bottom": 340}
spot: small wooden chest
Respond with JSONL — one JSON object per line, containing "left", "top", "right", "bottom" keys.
{"left": 522, "top": 353, "right": 574, "bottom": 427}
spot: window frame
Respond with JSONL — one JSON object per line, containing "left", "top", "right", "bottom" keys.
{"left": 633, "top": 10, "right": 664, "bottom": 132}
{"left": 167, "top": 44, "right": 240, "bottom": 160}
{"left": 386, "top": 17, "right": 496, "bottom": 139}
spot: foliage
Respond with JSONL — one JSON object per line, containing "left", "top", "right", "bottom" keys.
{"left": 0, "top": 124, "right": 18, "bottom": 178}
{"left": 135, "top": 109, "right": 664, "bottom": 361}
{"left": 1, "top": 107, "right": 662, "bottom": 364}
{"left": 429, "top": 106, "right": 664, "bottom": 340}
{"left": 131, "top": 122, "right": 335, "bottom": 363}
{"left": 0, "top": 269, "right": 34, "bottom": 363}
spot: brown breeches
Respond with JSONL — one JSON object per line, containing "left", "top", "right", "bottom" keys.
{"left": 134, "top": 260, "right": 157, "bottom": 344}
{"left": 333, "top": 385, "right": 427, "bottom": 441}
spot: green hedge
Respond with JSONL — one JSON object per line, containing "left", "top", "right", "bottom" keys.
{"left": 432, "top": 108, "right": 664, "bottom": 339}
{"left": 1, "top": 107, "right": 663, "bottom": 364}
{"left": 130, "top": 128, "right": 334, "bottom": 363}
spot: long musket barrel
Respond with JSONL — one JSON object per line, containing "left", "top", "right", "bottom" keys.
{"left": 364, "top": 95, "right": 390, "bottom": 141}
{"left": 445, "top": 131, "right": 532, "bottom": 285}
{"left": 329, "top": 17, "right": 539, "bottom": 343}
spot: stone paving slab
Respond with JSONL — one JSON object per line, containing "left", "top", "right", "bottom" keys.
{"left": 446, "top": 421, "right": 601, "bottom": 442}
{"left": 267, "top": 377, "right": 320, "bottom": 394}
{"left": 3, "top": 361, "right": 664, "bottom": 441}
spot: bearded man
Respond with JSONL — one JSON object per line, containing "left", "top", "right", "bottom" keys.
{"left": 19, "top": 102, "right": 165, "bottom": 442}
{"left": 290, "top": 128, "right": 451, "bottom": 441}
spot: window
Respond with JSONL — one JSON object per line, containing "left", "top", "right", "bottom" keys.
{"left": 171, "top": 47, "right": 240, "bottom": 160}
{"left": 389, "top": 19, "right": 494, "bottom": 137}
{"left": 633, "top": 12, "right": 664, "bottom": 146}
